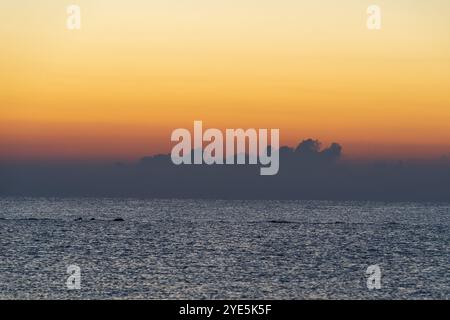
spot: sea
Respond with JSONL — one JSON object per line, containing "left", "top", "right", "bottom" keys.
{"left": 0, "top": 198, "right": 448, "bottom": 299}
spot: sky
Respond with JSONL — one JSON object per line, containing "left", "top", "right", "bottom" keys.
{"left": 1, "top": 0, "right": 449, "bottom": 162}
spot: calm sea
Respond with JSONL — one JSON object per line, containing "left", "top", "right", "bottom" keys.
{"left": 0, "top": 198, "right": 448, "bottom": 299}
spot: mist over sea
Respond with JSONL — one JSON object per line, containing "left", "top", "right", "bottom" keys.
{"left": 0, "top": 198, "right": 448, "bottom": 299}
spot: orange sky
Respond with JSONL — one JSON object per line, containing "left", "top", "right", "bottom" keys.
{"left": 1, "top": 1, "right": 449, "bottom": 161}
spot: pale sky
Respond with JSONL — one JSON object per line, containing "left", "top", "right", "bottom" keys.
{"left": 1, "top": 0, "right": 449, "bottom": 160}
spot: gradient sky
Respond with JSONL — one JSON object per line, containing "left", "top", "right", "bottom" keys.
{"left": 1, "top": 0, "right": 449, "bottom": 161}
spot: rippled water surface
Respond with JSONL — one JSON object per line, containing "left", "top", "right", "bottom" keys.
{"left": 0, "top": 198, "right": 448, "bottom": 299}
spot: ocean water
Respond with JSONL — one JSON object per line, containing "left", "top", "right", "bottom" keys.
{"left": 0, "top": 197, "right": 448, "bottom": 300}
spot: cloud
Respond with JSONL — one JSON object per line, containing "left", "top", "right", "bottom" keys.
{"left": 0, "top": 139, "right": 449, "bottom": 201}
{"left": 295, "top": 139, "right": 321, "bottom": 155}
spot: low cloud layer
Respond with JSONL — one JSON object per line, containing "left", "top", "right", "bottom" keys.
{"left": 1, "top": 139, "right": 449, "bottom": 201}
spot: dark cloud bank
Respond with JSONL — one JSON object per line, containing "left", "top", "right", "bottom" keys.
{"left": 1, "top": 139, "right": 450, "bottom": 201}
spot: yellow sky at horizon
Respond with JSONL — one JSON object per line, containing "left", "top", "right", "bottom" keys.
{"left": 1, "top": 0, "right": 450, "bottom": 161}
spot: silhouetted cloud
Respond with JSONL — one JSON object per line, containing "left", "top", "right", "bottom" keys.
{"left": 295, "top": 139, "right": 321, "bottom": 155}
{"left": 0, "top": 139, "right": 449, "bottom": 201}
{"left": 321, "top": 143, "right": 342, "bottom": 161}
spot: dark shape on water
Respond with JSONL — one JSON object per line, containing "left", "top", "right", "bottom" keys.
{"left": 74, "top": 217, "right": 83, "bottom": 221}
{"left": 113, "top": 218, "right": 125, "bottom": 222}
{"left": 267, "top": 220, "right": 295, "bottom": 224}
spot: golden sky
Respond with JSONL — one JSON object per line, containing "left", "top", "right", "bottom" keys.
{"left": 1, "top": 0, "right": 449, "bottom": 161}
